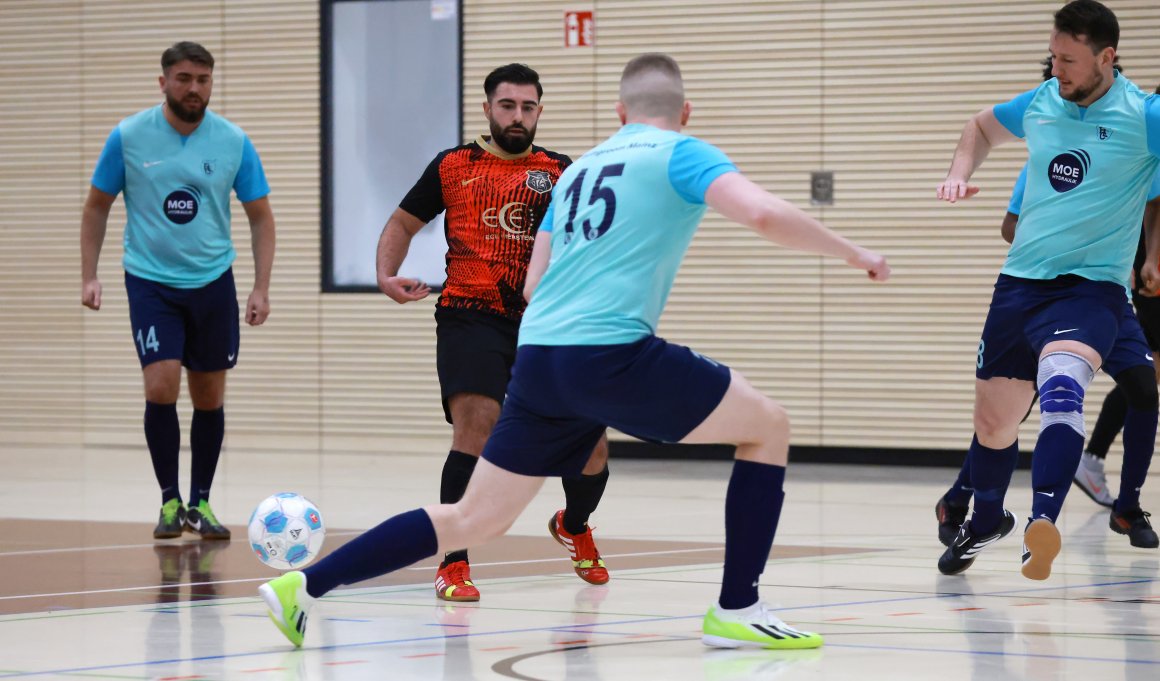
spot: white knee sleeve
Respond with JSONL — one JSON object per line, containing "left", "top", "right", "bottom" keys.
{"left": 1037, "top": 351, "right": 1094, "bottom": 437}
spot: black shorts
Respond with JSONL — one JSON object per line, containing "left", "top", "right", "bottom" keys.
{"left": 1132, "top": 292, "right": 1160, "bottom": 351}
{"left": 434, "top": 306, "right": 519, "bottom": 423}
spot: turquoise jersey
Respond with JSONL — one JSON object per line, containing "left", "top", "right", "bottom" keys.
{"left": 1008, "top": 162, "right": 1160, "bottom": 216}
{"left": 518, "top": 123, "right": 736, "bottom": 346}
{"left": 91, "top": 106, "right": 270, "bottom": 288}
{"left": 993, "top": 73, "right": 1160, "bottom": 287}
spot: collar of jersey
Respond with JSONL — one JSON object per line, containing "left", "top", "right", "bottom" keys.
{"left": 476, "top": 134, "right": 531, "bottom": 160}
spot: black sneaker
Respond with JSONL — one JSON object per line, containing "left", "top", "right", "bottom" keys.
{"left": 937, "top": 510, "right": 1015, "bottom": 575}
{"left": 153, "top": 498, "right": 187, "bottom": 539}
{"left": 1110, "top": 507, "right": 1160, "bottom": 548}
{"left": 185, "top": 500, "right": 231, "bottom": 540}
{"left": 935, "top": 494, "right": 969, "bottom": 547}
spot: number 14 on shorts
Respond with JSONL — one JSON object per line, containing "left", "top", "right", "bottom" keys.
{"left": 136, "top": 325, "right": 159, "bottom": 355}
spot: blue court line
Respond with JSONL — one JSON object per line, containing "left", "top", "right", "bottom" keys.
{"left": 0, "top": 575, "right": 1154, "bottom": 678}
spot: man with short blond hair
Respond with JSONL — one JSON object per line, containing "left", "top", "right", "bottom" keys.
{"left": 261, "top": 52, "right": 888, "bottom": 651}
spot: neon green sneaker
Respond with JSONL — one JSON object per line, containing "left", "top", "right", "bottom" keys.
{"left": 702, "top": 602, "right": 823, "bottom": 649}
{"left": 153, "top": 498, "right": 187, "bottom": 539}
{"left": 259, "top": 571, "right": 316, "bottom": 647}
{"left": 186, "top": 499, "right": 231, "bottom": 540}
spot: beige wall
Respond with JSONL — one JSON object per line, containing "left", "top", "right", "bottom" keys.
{"left": 2, "top": 1, "right": 1158, "bottom": 459}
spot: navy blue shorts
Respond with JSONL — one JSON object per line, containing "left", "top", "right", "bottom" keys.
{"left": 124, "top": 269, "right": 239, "bottom": 371}
{"left": 1103, "top": 299, "right": 1154, "bottom": 377}
{"left": 482, "top": 336, "right": 732, "bottom": 477}
{"left": 976, "top": 274, "right": 1126, "bottom": 381}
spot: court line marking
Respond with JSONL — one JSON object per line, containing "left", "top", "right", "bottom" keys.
{"left": 0, "top": 547, "right": 726, "bottom": 602}
{"left": 0, "top": 576, "right": 1155, "bottom": 678}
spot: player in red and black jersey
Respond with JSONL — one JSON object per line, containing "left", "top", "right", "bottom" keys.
{"left": 375, "top": 64, "right": 611, "bottom": 602}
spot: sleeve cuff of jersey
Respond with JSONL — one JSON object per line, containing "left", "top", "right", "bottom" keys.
{"left": 91, "top": 180, "right": 120, "bottom": 196}
{"left": 687, "top": 165, "right": 738, "bottom": 203}
{"left": 237, "top": 189, "right": 271, "bottom": 204}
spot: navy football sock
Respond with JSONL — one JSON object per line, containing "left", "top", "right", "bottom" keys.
{"left": 303, "top": 508, "right": 438, "bottom": 598}
{"left": 967, "top": 435, "right": 1018, "bottom": 535}
{"left": 1115, "top": 406, "right": 1157, "bottom": 511}
{"left": 718, "top": 460, "right": 785, "bottom": 610}
{"left": 189, "top": 407, "right": 224, "bottom": 506}
{"left": 945, "top": 454, "right": 973, "bottom": 507}
{"left": 1030, "top": 425, "right": 1084, "bottom": 522}
{"left": 144, "top": 401, "right": 181, "bottom": 504}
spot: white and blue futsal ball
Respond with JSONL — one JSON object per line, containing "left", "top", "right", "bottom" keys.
{"left": 248, "top": 492, "right": 326, "bottom": 570}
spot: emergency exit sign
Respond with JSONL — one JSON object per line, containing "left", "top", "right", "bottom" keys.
{"left": 565, "top": 11, "right": 594, "bottom": 47}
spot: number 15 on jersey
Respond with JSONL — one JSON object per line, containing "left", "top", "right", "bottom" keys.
{"left": 560, "top": 163, "right": 625, "bottom": 244}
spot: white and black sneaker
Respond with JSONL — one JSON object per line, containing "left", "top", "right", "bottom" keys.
{"left": 937, "top": 510, "right": 1016, "bottom": 575}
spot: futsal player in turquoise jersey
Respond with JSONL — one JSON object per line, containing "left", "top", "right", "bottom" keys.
{"left": 260, "top": 53, "right": 888, "bottom": 650}
{"left": 937, "top": 162, "right": 1160, "bottom": 548}
{"left": 935, "top": 1, "right": 1160, "bottom": 580}
{"left": 80, "top": 42, "right": 276, "bottom": 541}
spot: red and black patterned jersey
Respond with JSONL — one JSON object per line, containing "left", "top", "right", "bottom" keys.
{"left": 399, "top": 135, "right": 570, "bottom": 320}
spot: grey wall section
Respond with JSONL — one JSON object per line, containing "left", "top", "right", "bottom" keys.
{"left": 327, "top": 0, "right": 460, "bottom": 289}
{"left": 0, "top": 1, "right": 1157, "bottom": 467}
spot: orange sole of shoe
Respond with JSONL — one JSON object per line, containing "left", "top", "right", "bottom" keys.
{"left": 1021, "top": 519, "right": 1061, "bottom": 581}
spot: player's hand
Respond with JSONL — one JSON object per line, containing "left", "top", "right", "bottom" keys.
{"left": 246, "top": 289, "right": 270, "bottom": 326}
{"left": 379, "top": 276, "right": 430, "bottom": 304}
{"left": 847, "top": 248, "right": 891, "bottom": 282}
{"left": 936, "top": 178, "right": 980, "bottom": 203}
{"left": 1140, "top": 261, "right": 1160, "bottom": 297}
{"left": 81, "top": 278, "right": 102, "bottom": 310}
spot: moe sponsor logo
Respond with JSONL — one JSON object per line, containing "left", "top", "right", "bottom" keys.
{"left": 1047, "top": 149, "right": 1090, "bottom": 193}
{"left": 164, "top": 186, "right": 202, "bottom": 224}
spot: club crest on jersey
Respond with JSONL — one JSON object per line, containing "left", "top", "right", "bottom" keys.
{"left": 525, "top": 170, "right": 553, "bottom": 194}
{"left": 1098, "top": 127, "right": 1111, "bottom": 140}
{"left": 203, "top": 159, "right": 216, "bottom": 176}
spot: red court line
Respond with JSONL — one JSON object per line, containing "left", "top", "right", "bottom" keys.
{"left": 323, "top": 660, "right": 370, "bottom": 665}
{"left": 887, "top": 612, "right": 922, "bottom": 617}
{"left": 400, "top": 653, "right": 444, "bottom": 659}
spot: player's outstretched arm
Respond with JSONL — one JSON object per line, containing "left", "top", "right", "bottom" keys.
{"left": 936, "top": 108, "right": 1018, "bottom": 203}
{"left": 80, "top": 186, "right": 117, "bottom": 311}
{"left": 704, "top": 172, "right": 889, "bottom": 282}
{"left": 376, "top": 208, "right": 431, "bottom": 303}
{"left": 242, "top": 196, "right": 276, "bottom": 325}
